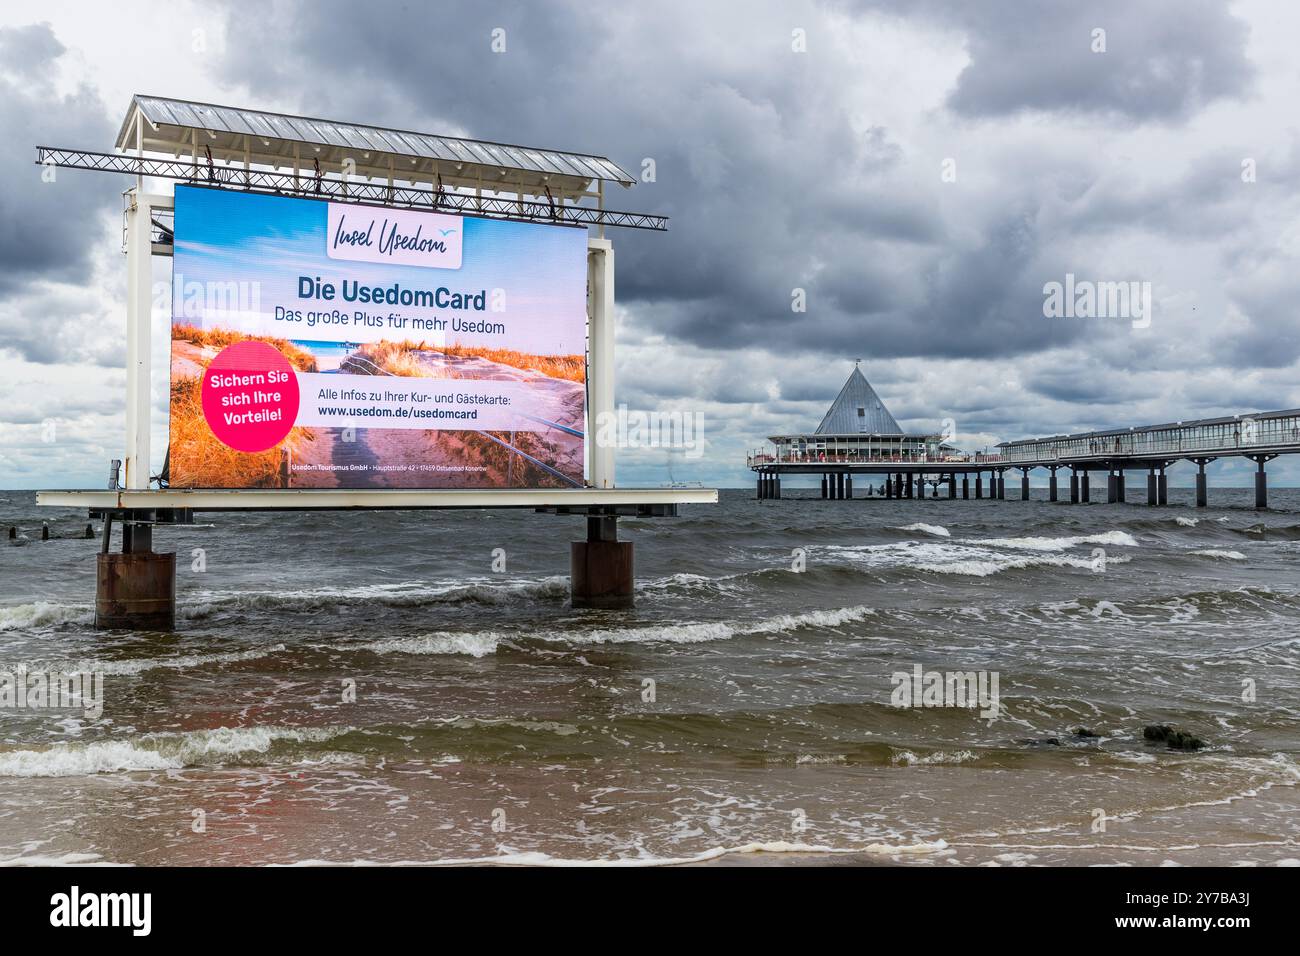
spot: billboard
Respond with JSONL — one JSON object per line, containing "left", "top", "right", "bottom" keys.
{"left": 167, "top": 186, "right": 587, "bottom": 489}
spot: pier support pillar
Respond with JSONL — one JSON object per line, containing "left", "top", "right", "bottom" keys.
{"left": 756, "top": 474, "right": 763, "bottom": 499}
{"left": 844, "top": 475, "right": 853, "bottom": 500}
{"left": 1158, "top": 468, "right": 1168, "bottom": 506}
{"left": 1117, "top": 470, "right": 1126, "bottom": 503}
{"left": 948, "top": 474, "right": 957, "bottom": 499}
{"left": 95, "top": 517, "right": 175, "bottom": 630}
{"left": 962, "top": 475, "right": 969, "bottom": 500}
{"left": 997, "top": 471, "right": 1006, "bottom": 500}
{"left": 1081, "top": 472, "right": 1090, "bottom": 503}
{"left": 975, "top": 473, "right": 983, "bottom": 499}
{"left": 1252, "top": 457, "right": 1271, "bottom": 510}
{"left": 1107, "top": 471, "right": 1117, "bottom": 504}
{"left": 1021, "top": 469, "right": 1031, "bottom": 501}
{"left": 774, "top": 474, "right": 781, "bottom": 500}
{"left": 1147, "top": 468, "right": 1157, "bottom": 506}
{"left": 1195, "top": 460, "right": 1208, "bottom": 508}
{"left": 885, "top": 474, "right": 894, "bottom": 499}
{"left": 571, "top": 516, "right": 634, "bottom": 610}
{"left": 821, "top": 475, "right": 827, "bottom": 499}
{"left": 1069, "top": 469, "right": 1078, "bottom": 504}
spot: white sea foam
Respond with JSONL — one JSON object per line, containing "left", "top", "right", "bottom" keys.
{"left": 824, "top": 539, "right": 1133, "bottom": 578}
{"left": 335, "top": 604, "right": 878, "bottom": 659}
{"left": 349, "top": 632, "right": 504, "bottom": 657}
{"left": 963, "top": 530, "right": 1139, "bottom": 552}
{"left": 1176, "top": 516, "right": 1199, "bottom": 527}
{"left": 24, "top": 645, "right": 286, "bottom": 676}
{"left": 276, "top": 838, "right": 950, "bottom": 867}
{"left": 896, "top": 523, "right": 950, "bottom": 537}
{"left": 914, "top": 550, "right": 1132, "bottom": 578}
{"left": 0, "top": 602, "right": 93, "bottom": 631}
{"left": 0, "top": 852, "right": 122, "bottom": 867}
{"left": 891, "top": 749, "right": 978, "bottom": 766}
{"left": 1190, "top": 549, "right": 1247, "bottom": 560}
{"left": 561, "top": 604, "right": 876, "bottom": 647}
{"left": 190, "top": 577, "right": 570, "bottom": 612}
{"left": 0, "top": 726, "right": 348, "bottom": 778}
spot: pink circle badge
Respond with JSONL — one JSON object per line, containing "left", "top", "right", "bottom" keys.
{"left": 201, "top": 340, "right": 300, "bottom": 452}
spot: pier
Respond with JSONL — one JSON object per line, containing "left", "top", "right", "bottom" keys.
{"left": 749, "top": 366, "right": 1300, "bottom": 509}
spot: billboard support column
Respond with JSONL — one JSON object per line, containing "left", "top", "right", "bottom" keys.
{"left": 571, "top": 514, "right": 633, "bottom": 609}
{"left": 123, "top": 190, "right": 171, "bottom": 490}
{"left": 587, "top": 238, "right": 616, "bottom": 488}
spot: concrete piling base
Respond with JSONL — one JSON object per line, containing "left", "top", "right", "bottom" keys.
{"left": 571, "top": 517, "right": 634, "bottom": 610}
{"left": 95, "top": 551, "right": 176, "bottom": 630}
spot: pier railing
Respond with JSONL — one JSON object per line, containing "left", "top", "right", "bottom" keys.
{"left": 999, "top": 410, "right": 1300, "bottom": 465}
{"left": 747, "top": 450, "right": 1003, "bottom": 468}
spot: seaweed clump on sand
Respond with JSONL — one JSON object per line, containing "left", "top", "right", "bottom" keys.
{"left": 1143, "top": 724, "right": 1205, "bottom": 751}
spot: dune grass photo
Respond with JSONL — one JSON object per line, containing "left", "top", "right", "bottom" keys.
{"left": 167, "top": 324, "right": 319, "bottom": 488}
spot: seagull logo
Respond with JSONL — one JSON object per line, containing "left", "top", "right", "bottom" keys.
{"left": 438, "top": 228, "right": 458, "bottom": 237}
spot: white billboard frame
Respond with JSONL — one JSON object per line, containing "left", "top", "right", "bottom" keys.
{"left": 121, "top": 186, "right": 620, "bottom": 496}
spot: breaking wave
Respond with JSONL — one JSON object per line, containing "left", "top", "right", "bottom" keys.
{"left": 332, "top": 604, "right": 878, "bottom": 658}
{"left": 962, "top": 531, "right": 1139, "bottom": 552}
{"left": 0, "top": 726, "right": 349, "bottom": 777}
{"left": 279, "top": 839, "right": 950, "bottom": 867}
{"left": 22, "top": 645, "right": 287, "bottom": 676}
{"left": 1189, "top": 549, "right": 1247, "bottom": 561}
{"left": 896, "top": 523, "right": 951, "bottom": 537}
{"left": 0, "top": 602, "right": 93, "bottom": 632}
{"left": 185, "top": 577, "right": 570, "bottom": 615}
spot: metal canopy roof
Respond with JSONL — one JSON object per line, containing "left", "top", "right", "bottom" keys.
{"left": 813, "top": 366, "right": 904, "bottom": 436}
{"left": 115, "top": 94, "right": 635, "bottom": 193}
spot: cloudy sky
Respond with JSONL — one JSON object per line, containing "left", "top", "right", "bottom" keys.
{"left": 2, "top": 0, "right": 1299, "bottom": 489}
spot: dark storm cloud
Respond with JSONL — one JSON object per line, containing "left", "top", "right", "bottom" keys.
{"left": 213, "top": 0, "right": 1090, "bottom": 364}
{"left": 863, "top": 0, "right": 1255, "bottom": 121}
{"left": 0, "top": 22, "right": 117, "bottom": 301}
{"left": 202, "top": 0, "right": 1289, "bottom": 462}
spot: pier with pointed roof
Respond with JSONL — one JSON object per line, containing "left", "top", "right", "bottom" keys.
{"left": 747, "top": 363, "right": 1300, "bottom": 507}
{"left": 747, "top": 363, "right": 1005, "bottom": 501}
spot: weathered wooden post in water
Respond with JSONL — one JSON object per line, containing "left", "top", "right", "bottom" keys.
{"left": 35, "top": 95, "right": 715, "bottom": 626}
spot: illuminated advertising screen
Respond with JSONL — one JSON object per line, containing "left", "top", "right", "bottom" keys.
{"left": 167, "top": 186, "right": 587, "bottom": 489}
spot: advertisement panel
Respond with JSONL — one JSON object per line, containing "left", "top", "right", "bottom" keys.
{"left": 167, "top": 185, "right": 587, "bottom": 489}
